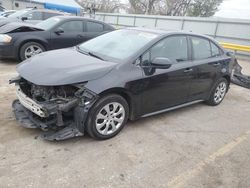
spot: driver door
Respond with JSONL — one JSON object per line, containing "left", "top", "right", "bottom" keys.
{"left": 141, "top": 35, "right": 196, "bottom": 115}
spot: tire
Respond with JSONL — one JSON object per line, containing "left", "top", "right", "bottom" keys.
{"left": 19, "top": 42, "right": 45, "bottom": 61}
{"left": 206, "top": 78, "right": 228, "bottom": 106}
{"left": 85, "top": 94, "right": 129, "bottom": 140}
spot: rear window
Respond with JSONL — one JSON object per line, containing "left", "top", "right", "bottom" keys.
{"left": 211, "top": 42, "right": 221, "bottom": 57}
{"left": 191, "top": 36, "right": 211, "bottom": 59}
{"left": 43, "top": 12, "right": 61, "bottom": 20}
{"left": 25, "top": 11, "right": 43, "bottom": 20}
{"left": 86, "top": 21, "right": 104, "bottom": 32}
{"left": 191, "top": 36, "right": 222, "bottom": 60}
{"left": 59, "top": 21, "right": 83, "bottom": 32}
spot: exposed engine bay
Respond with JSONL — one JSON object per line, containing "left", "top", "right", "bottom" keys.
{"left": 10, "top": 77, "right": 98, "bottom": 141}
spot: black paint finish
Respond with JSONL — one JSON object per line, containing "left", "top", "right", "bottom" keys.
{"left": 0, "top": 16, "right": 114, "bottom": 60}
{"left": 16, "top": 28, "right": 235, "bottom": 119}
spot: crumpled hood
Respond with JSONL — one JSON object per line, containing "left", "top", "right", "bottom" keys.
{"left": 17, "top": 48, "right": 117, "bottom": 86}
{"left": 0, "top": 18, "right": 18, "bottom": 27}
{"left": 0, "top": 22, "right": 43, "bottom": 34}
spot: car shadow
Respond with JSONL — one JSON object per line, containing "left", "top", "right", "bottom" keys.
{"left": 0, "top": 59, "right": 19, "bottom": 65}
{"left": 125, "top": 102, "right": 205, "bottom": 129}
{"left": 10, "top": 100, "right": 208, "bottom": 144}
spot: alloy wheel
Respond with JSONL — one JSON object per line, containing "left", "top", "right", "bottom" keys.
{"left": 95, "top": 102, "right": 125, "bottom": 135}
{"left": 214, "top": 82, "right": 227, "bottom": 104}
{"left": 24, "top": 45, "right": 43, "bottom": 59}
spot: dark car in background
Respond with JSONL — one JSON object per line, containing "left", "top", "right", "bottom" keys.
{"left": 0, "top": 16, "right": 114, "bottom": 60}
{"left": 0, "top": 8, "right": 67, "bottom": 27}
{"left": 0, "top": 10, "right": 16, "bottom": 18}
{"left": 0, "top": 5, "right": 5, "bottom": 12}
{"left": 11, "top": 28, "right": 235, "bottom": 141}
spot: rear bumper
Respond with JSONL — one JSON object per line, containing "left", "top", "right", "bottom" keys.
{"left": 231, "top": 61, "right": 250, "bottom": 89}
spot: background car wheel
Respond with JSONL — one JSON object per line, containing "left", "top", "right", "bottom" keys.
{"left": 20, "top": 42, "right": 45, "bottom": 61}
{"left": 85, "top": 94, "right": 129, "bottom": 140}
{"left": 206, "top": 78, "right": 228, "bottom": 106}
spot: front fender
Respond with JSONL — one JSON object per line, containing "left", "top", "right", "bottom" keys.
{"left": 14, "top": 35, "right": 50, "bottom": 53}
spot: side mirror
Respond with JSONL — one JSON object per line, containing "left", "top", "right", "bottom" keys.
{"left": 226, "top": 51, "right": 234, "bottom": 57}
{"left": 151, "top": 57, "right": 174, "bottom": 69}
{"left": 55, "top": 28, "right": 64, "bottom": 35}
{"left": 21, "top": 17, "right": 28, "bottom": 21}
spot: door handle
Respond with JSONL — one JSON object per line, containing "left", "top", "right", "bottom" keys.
{"left": 183, "top": 68, "right": 193, "bottom": 73}
{"left": 77, "top": 35, "right": 84, "bottom": 38}
{"left": 213, "top": 62, "right": 220, "bottom": 66}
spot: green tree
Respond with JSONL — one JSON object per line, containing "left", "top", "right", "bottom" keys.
{"left": 187, "top": 0, "right": 223, "bottom": 17}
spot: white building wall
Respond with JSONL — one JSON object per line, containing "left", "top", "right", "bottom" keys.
{"left": 1, "top": 0, "right": 43, "bottom": 10}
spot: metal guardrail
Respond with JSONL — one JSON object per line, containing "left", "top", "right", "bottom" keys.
{"left": 95, "top": 13, "right": 250, "bottom": 59}
{"left": 220, "top": 43, "right": 250, "bottom": 53}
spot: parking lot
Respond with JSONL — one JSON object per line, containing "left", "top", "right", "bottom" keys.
{"left": 0, "top": 59, "right": 250, "bottom": 188}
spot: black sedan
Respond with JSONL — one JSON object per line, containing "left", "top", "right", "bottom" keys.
{"left": 11, "top": 28, "right": 235, "bottom": 141}
{"left": 0, "top": 16, "right": 114, "bottom": 60}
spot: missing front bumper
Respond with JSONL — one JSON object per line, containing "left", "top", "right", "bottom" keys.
{"left": 12, "top": 90, "right": 97, "bottom": 141}
{"left": 11, "top": 78, "right": 98, "bottom": 141}
{"left": 12, "top": 99, "right": 84, "bottom": 141}
{"left": 16, "top": 84, "right": 47, "bottom": 117}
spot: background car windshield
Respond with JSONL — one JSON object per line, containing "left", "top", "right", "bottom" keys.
{"left": 36, "top": 17, "right": 61, "bottom": 30}
{"left": 8, "top": 9, "right": 29, "bottom": 18}
{"left": 79, "top": 29, "right": 158, "bottom": 60}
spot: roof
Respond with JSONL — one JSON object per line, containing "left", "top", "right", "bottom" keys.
{"left": 54, "top": 15, "right": 112, "bottom": 24}
{"left": 33, "top": 0, "right": 82, "bottom": 8}
{"left": 127, "top": 27, "right": 214, "bottom": 39}
{"left": 127, "top": 27, "right": 174, "bottom": 35}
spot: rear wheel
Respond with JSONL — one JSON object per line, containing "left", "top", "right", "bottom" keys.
{"left": 85, "top": 94, "right": 129, "bottom": 140}
{"left": 206, "top": 78, "right": 228, "bottom": 106}
{"left": 19, "top": 42, "right": 45, "bottom": 61}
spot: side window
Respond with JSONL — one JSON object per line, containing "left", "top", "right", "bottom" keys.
{"left": 59, "top": 21, "right": 83, "bottom": 33}
{"left": 141, "top": 51, "right": 150, "bottom": 66}
{"left": 150, "top": 36, "right": 188, "bottom": 62}
{"left": 191, "top": 36, "right": 211, "bottom": 60}
{"left": 86, "top": 21, "right": 104, "bottom": 32}
{"left": 210, "top": 42, "right": 221, "bottom": 57}
{"left": 25, "top": 11, "right": 43, "bottom": 20}
{"left": 43, "top": 12, "right": 60, "bottom": 20}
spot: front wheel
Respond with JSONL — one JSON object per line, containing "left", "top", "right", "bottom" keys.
{"left": 85, "top": 94, "right": 129, "bottom": 140}
{"left": 19, "top": 42, "right": 45, "bottom": 61}
{"left": 206, "top": 78, "right": 228, "bottom": 106}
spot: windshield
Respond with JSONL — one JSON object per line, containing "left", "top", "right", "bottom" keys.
{"left": 36, "top": 17, "right": 61, "bottom": 30}
{"left": 78, "top": 29, "right": 158, "bottom": 61}
{"left": 8, "top": 9, "right": 29, "bottom": 18}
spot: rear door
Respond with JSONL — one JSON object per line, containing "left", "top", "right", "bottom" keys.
{"left": 187, "top": 36, "right": 230, "bottom": 101}
{"left": 81, "top": 21, "right": 106, "bottom": 42}
{"left": 50, "top": 20, "right": 84, "bottom": 49}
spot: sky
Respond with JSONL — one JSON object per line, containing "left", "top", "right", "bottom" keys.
{"left": 215, "top": 0, "right": 250, "bottom": 19}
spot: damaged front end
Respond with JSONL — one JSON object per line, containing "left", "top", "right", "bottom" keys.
{"left": 10, "top": 76, "right": 98, "bottom": 141}
{"left": 231, "top": 60, "right": 250, "bottom": 89}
